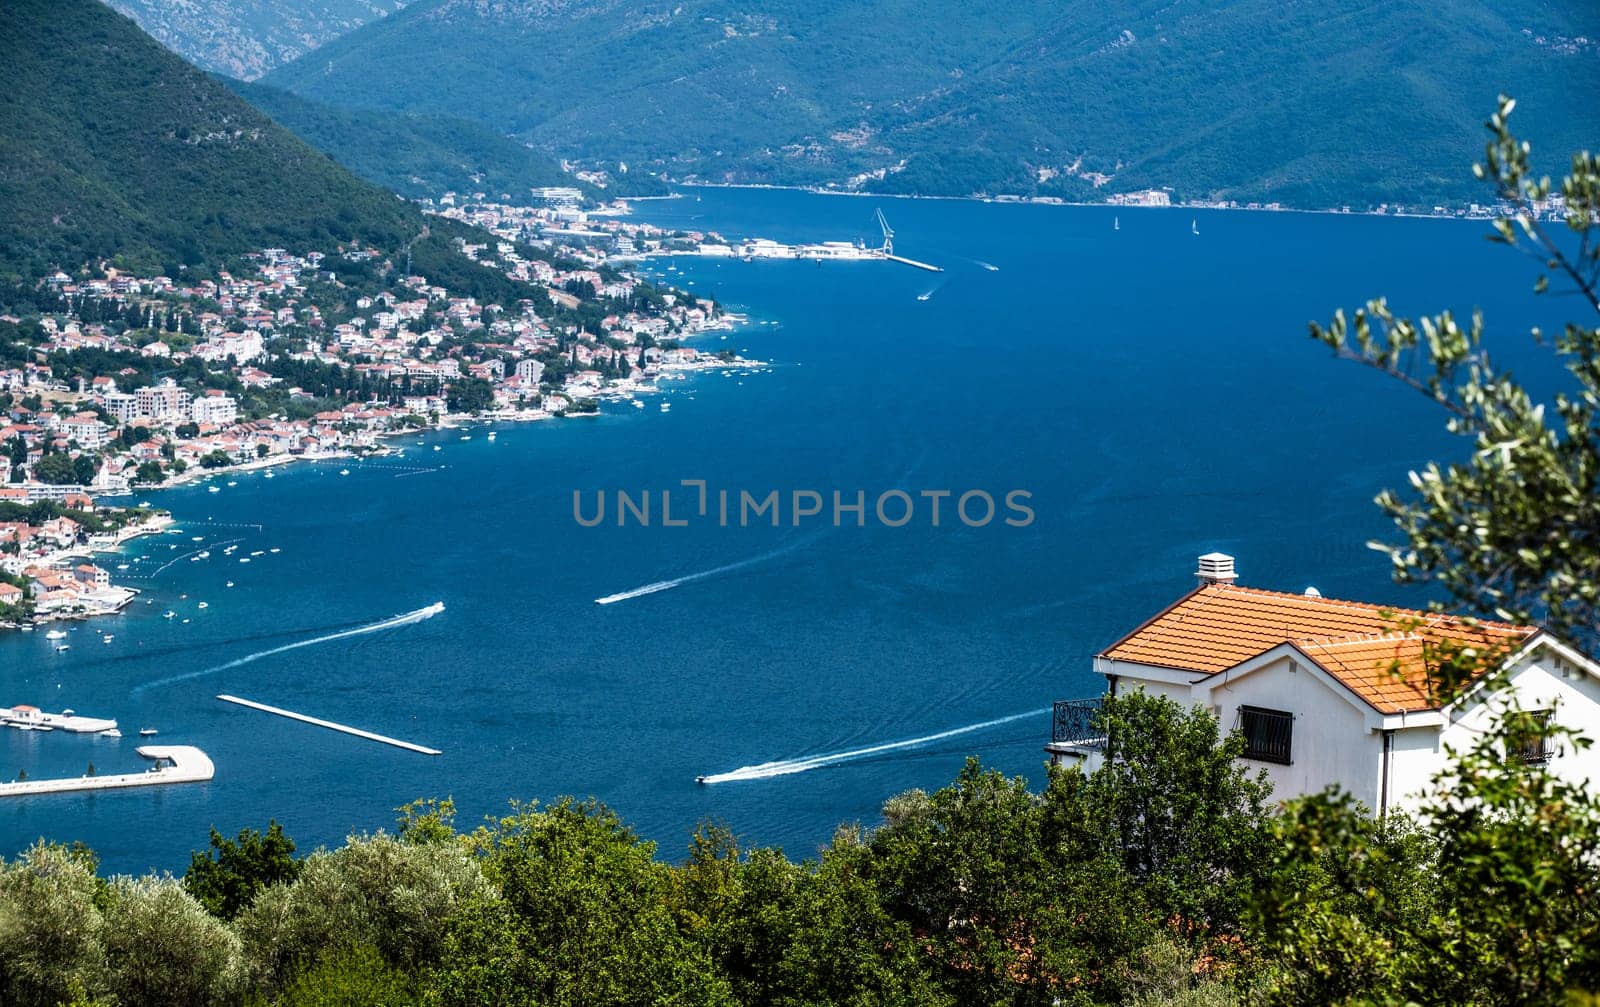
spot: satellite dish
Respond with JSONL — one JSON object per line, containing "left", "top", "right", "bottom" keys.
{"left": 1304, "top": 586, "right": 1322, "bottom": 597}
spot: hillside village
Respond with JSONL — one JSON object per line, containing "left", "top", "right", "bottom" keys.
{"left": 0, "top": 196, "right": 749, "bottom": 628}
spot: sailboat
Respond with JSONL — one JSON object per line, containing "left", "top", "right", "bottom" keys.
{"left": 1114, "top": 216, "right": 1120, "bottom": 231}
{"left": 1191, "top": 218, "right": 1200, "bottom": 236}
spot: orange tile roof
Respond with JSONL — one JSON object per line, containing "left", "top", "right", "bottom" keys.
{"left": 1100, "top": 583, "right": 1538, "bottom": 713}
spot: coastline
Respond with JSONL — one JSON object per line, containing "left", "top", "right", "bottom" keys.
{"left": 659, "top": 180, "right": 1514, "bottom": 225}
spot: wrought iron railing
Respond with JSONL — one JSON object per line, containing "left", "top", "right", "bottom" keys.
{"left": 1051, "top": 698, "right": 1105, "bottom": 748}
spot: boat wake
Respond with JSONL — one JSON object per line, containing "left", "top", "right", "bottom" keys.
{"left": 133, "top": 602, "right": 445, "bottom": 694}
{"left": 974, "top": 260, "right": 1000, "bottom": 272}
{"left": 595, "top": 543, "right": 804, "bottom": 605}
{"left": 696, "top": 707, "right": 1050, "bottom": 784}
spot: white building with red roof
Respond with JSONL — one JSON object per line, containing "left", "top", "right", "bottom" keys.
{"left": 1051, "top": 553, "right": 1600, "bottom": 817}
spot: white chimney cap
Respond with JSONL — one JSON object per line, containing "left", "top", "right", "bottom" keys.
{"left": 1195, "top": 552, "right": 1237, "bottom": 585}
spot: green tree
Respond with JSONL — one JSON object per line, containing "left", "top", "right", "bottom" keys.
{"left": 1269, "top": 101, "right": 1600, "bottom": 1007}
{"left": 431, "top": 798, "right": 733, "bottom": 1006}
{"left": 235, "top": 833, "right": 489, "bottom": 994}
{"left": 31, "top": 451, "right": 78, "bottom": 485}
{"left": 1312, "top": 97, "right": 1600, "bottom": 645}
{"left": 182, "top": 820, "right": 301, "bottom": 921}
{"left": 0, "top": 842, "right": 108, "bottom": 1007}
{"left": 101, "top": 876, "right": 245, "bottom": 1007}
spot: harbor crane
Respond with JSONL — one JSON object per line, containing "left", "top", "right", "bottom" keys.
{"left": 875, "top": 208, "right": 894, "bottom": 256}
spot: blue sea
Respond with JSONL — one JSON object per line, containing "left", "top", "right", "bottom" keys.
{"left": 0, "top": 190, "right": 1568, "bottom": 873}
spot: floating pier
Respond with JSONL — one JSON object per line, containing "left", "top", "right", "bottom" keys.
{"left": 0, "top": 746, "right": 213, "bottom": 798}
{"left": 883, "top": 253, "right": 943, "bottom": 273}
{"left": 216, "top": 694, "right": 441, "bottom": 755}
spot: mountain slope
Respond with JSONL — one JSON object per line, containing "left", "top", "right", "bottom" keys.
{"left": 264, "top": 0, "right": 1600, "bottom": 207}
{"left": 0, "top": 0, "right": 423, "bottom": 280}
{"left": 105, "top": 0, "right": 408, "bottom": 81}
{"left": 223, "top": 78, "right": 597, "bottom": 201}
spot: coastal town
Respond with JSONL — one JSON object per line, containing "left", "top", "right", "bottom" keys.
{"left": 0, "top": 192, "right": 756, "bottom": 631}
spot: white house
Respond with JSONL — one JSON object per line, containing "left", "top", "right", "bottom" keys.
{"left": 1049, "top": 553, "right": 1600, "bottom": 817}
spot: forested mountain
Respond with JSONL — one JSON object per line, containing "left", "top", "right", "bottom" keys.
{"left": 105, "top": 0, "right": 408, "bottom": 80}
{"left": 0, "top": 0, "right": 429, "bottom": 281}
{"left": 222, "top": 78, "right": 622, "bottom": 201}
{"left": 263, "top": 0, "right": 1600, "bottom": 207}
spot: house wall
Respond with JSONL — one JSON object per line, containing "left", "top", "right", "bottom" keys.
{"left": 1432, "top": 649, "right": 1600, "bottom": 801}
{"left": 1202, "top": 654, "right": 1384, "bottom": 811}
{"left": 1102, "top": 643, "right": 1600, "bottom": 817}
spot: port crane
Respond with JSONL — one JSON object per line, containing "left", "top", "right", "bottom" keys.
{"left": 875, "top": 208, "right": 895, "bottom": 256}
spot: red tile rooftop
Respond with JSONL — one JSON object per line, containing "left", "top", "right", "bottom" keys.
{"left": 1101, "top": 582, "right": 1538, "bottom": 713}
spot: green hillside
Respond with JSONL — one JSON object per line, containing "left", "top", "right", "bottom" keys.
{"left": 264, "top": 0, "right": 1600, "bottom": 207}
{"left": 0, "top": 0, "right": 422, "bottom": 280}
{"left": 222, "top": 78, "right": 619, "bottom": 201}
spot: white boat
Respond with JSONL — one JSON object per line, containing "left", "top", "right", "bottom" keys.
{"left": 45, "top": 629, "right": 67, "bottom": 640}
{"left": 339, "top": 469, "right": 350, "bottom": 476}
{"left": 54, "top": 644, "right": 69, "bottom": 652}
{"left": 917, "top": 292, "right": 932, "bottom": 301}
{"left": 192, "top": 536, "right": 204, "bottom": 542}
{"left": 197, "top": 602, "right": 208, "bottom": 609}
{"left": 102, "top": 635, "right": 114, "bottom": 644}
{"left": 208, "top": 486, "right": 221, "bottom": 493}
{"left": 459, "top": 435, "right": 471, "bottom": 441}
{"left": 117, "top": 564, "right": 129, "bottom": 571}
{"left": 264, "top": 471, "right": 275, "bottom": 479}
{"left": 239, "top": 558, "right": 250, "bottom": 564}
{"left": 1192, "top": 218, "right": 1199, "bottom": 236}
{"left": 226, "top": 581, "right": 234, "bottom": 588}
{"left": 433, "top": 445, "right": 442, "bottom": 452}
{"left": 139, "top": 728, "right": 158, "bottom": 737}
{"left": 269, "top": 548, "right": 280, "bottom": 554}
{"left": 102, "top": 728, "right": 122, "bottom": 738}
{"left": 226, "top": 481, "right": 237, "bottom": 487}
{"left": 250, "top": 551, "right": 263, "bottom": 557}
{"left": 487, "top": 432, "right": 497, "bottom": 440}
{"left": 631, "top": 399, "right": 644, "bottom": 409}
{"left": 163, "top": 611, "right": 175, "bottom": 619}
{"left": 1114, "top": 216, "right": 1120, "bottom": 231}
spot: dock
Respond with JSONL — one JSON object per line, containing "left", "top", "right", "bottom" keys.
{"left": 3, "top": 705, "right": 117, "bottom": 734}
{"left": 216, "top": 694, "right": 441, "bottom": 755}
{"left": 0, "top": 746, "right": 213, "bottom": 797}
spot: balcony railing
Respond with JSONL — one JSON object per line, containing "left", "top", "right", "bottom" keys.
{"left": 1051, "top": 698, "right": 1105, "bottom": 749}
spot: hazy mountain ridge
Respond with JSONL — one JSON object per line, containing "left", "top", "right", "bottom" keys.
{"left": 105, "top": 0, "right": 408, "bottom": 80}
{"left": 262, "top": 0, "right": 1600, "bottom": 207}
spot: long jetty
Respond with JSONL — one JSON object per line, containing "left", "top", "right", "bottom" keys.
{"left": 883, "top": 252, "right": 943, "bottom": 272}
{"left": 216, "top": 694, "right": 441, "bottom": 755}
{"left": 0, "top": 746, "right": 214, "bottom": 797}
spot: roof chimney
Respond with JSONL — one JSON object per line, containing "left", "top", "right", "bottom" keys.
{"left": 1195, "top": 552, "right": 1237, "bottom": 586}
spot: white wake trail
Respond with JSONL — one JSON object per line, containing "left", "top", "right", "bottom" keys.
{"left": 133, "top": 602, "right": 445, "bottom": 693}
{"left": 697, "top": 707, "right": 1050, "bottom": 784}
{"left": 595, "top": 544, "right": 803, "bottom": 605}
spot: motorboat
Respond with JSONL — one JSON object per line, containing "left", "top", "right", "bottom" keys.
{"left": 45, "top": 629, "right": 67, "bottom": 640}
{"left": 139, "top": 728, "right": 158, "bottom": 737}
